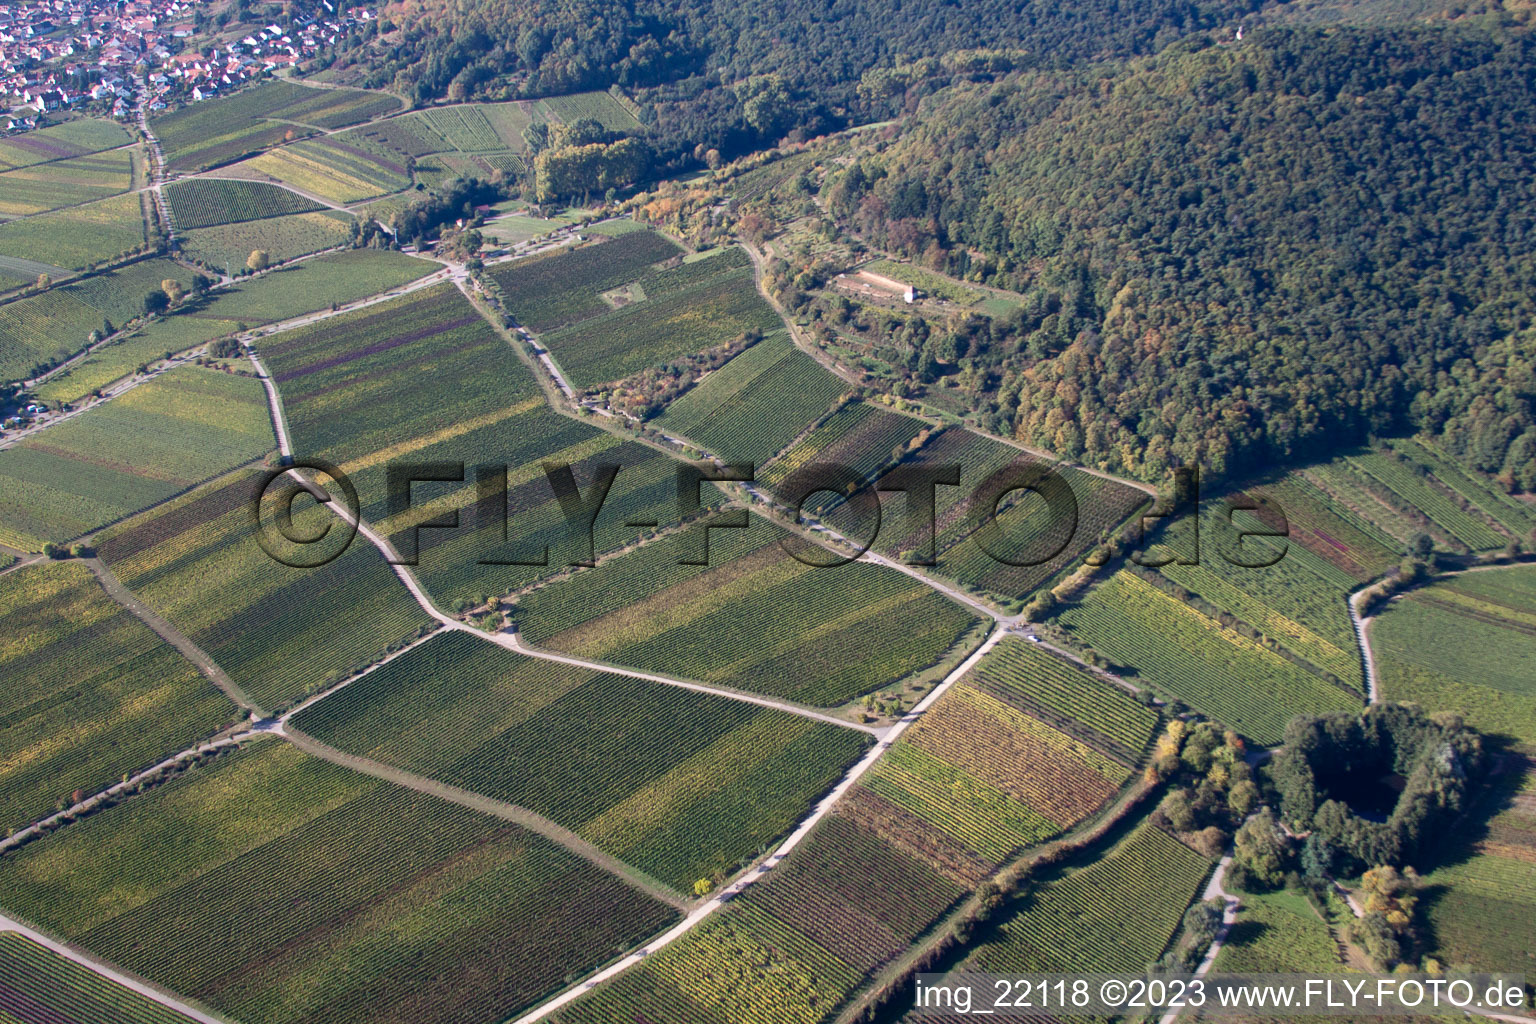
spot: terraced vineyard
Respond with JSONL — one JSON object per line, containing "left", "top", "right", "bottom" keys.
{"left": 488, "top": 229, "right": 682, "bottom": 330}
{"left": 180, "top": 209, "right": 356, "bottom": 271}
{"left": 1159, "top": 539, "right": 1364, "bottom": 689}
{"left": 967, "top": 823, "right": 1210, "bottom": 974}
{"left": 540, "top": 245, "right": 780, "bottom": 385}
{"left": 164, "top": 178, "right": 324, "bottom": 229}
{"left": 0, "top": 365, "right": 274, "bottom": 549}
{"left": 0, "top": 561, "right": 233, "bottom": 832}
{"left": 516, "top": 521, "right": 982, "bottom": 706}
{"left": 153, "top": 80, "right": 401, "bottom": 171}
{"left": 1057, "top": 570, "right": 1359, "bottom": 744}
{"left": 1374, "top": 566, "right": 1536, "bottom": 747}
{"left": 0, "top": 257, "right": 195, "bottom": 382}
{"left": 96, "top": 467, "right": 432, "bottom": 712}
{"left": 290, "top": 631, "right": 871, "bottom": 888}
{"left": 0, "top": 932, "right": 203, "bottom": 1024}
{"left": 653, "top": 332, "right": 847, "bottom": 466}
{"left": 0, "top": 742, "right": 679, "bottom": 1024}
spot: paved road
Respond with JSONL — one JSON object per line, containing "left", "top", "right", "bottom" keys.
{"left": 509, "top": 625, "right": 1004, "bottom": 1024}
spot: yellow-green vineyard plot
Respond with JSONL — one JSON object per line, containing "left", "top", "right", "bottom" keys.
{"left": 0, "top": 932, "right": 204, "bottom": 1024}
{"left": 257, "top": 281, "right": 699, "bottom": 606}
{"left": 1057, "top": 570, "right": 1359, "bottom": 745}
{"left": 557, "top": 811, "right": 968, "bottom": 1024}
{"left": 0, "top": 148, "right": 134, "bottom": 216}
{"left": 971, "top": 638, "right": 1160, "bottom": 759}
{"left": 0, "top": 365, "right": 275, "bottom": 549}
{"left": 95, "top": 466, "right": 433, "bottom": 712}
{"left": 288, "top": 630, "right": 870, "bottom": 889}
{"left": 0, "top": 561, "right": 234, "bottom": 832}
{"left": 966, "top": 823, "right": 1211, "bottom": 975}
{"left": 1374, "top": 566, "right": 1536, "bottom": 749}
{"left": 515, "top": 520, "right": 983, "bottom": 707}
{"left": 179, "top": 209, "right": 356, "bottom": 271}
{"left": 0, "top": 191, "right": 145, "bottom": 271}
{"left": 0, "top": 741, "right": 679, "bottom": 1024}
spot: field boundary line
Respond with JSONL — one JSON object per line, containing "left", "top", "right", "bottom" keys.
{"left": 83, "top": 556, "right": 264, "bottom": 714}
{"left": 276, "top": 727, "right": 691, "bottom": 910}
{"left": 507, "top": 623, "right": 1003, "bottom": 1024}
{"left": 0, "top": 910, "right": 238, "bottom": 1024}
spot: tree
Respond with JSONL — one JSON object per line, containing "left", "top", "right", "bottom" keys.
{"left": 143, "top": 290, "right": 170, "bottom": 315}
{"left": 35, "top": 273, "right": 50, "bottom": 290}
{"left": 692, "top": 878, "right": 713, "bottom": 897}
{"left": 1192, "top": 826, "right": 1227, "bottom": 858}
{"left": 1232, "top": 808, "right": 1292, "bottom": 891}
{"left": 247, "top": 249, "right": 270, "bottom": 273}
{"left": 161, "top": 279, "right": 184, "bottom": 304}
{"left": 1159, "top": 788, "right": 1196, "bottom": 832}
{"left": 41, "top": 542, "right": 61, "bottom": 559}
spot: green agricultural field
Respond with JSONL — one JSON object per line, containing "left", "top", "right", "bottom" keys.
{"left": 489, "top": 229, "right": 683, "bottom": 330}
{"left": 153, "top": 80, "right": 401, "bottom": 171}
{"left": 870, "top": 426, "right": 1149, "bottom": 602}
{"left": 289, "top": 630, "right": 870, "bottom": 888}
{"left": 0, "top": 118, "right": 132, "bottom": 172}
{"left": 237, "top": 134, "right": 411, "bottom": 204}
{"left": 1057, "top": 570, "right": 1359, "bottom": 745}
{"left": 0, "top": 257, "right": 196, "bottom": 383}
{"left": 0, "top": 561, "right": 234, "bottom": 831}
{"left": 536, "top": 91, "right": 643, "bottom": 131}
{"left": 0, "top": 148, "right": 134, "bottom": 216}
{"left": 759, "top": 400, "right": 930, "bottom": 512}
{"left": 0, "top": 365, "right": 274, "bottom": 549}
{"left": 1297, "top": 443, "right": 1531, "bottom": 556}
{"left": 969, "top": 822, "right": 1210, "bottom": 973}
{"left": 515, "top": 519, "right": 982, "bottom": 706}
{"left": 0, "top": 932, "right": 204, "bottom": 1024}
{"left": 164, "top": 178, "right": 323, "bottom": 229}
{"left": 0, "top": 741, "right": 679, "bottom": 1024}
{"left": 96, "top": 466, "right": 434, "bottom": 712}
{"left": 32, "top": 318, "right": 245, "bottom": 404}
{"left": 180, "top": 209, "right": 356, "bottom": 271}
{"left": 862, "top": 680, "right": 1127, "bottom": 865}
{"left": 653, "top": 331, "right": 848, "bottom": 466}
{"left": 971, "top": 638, "right": 1160, "bottom": 761}
{"left": 1374, "top": 566, "right": 1536, "bottom": 748}
{"left": 256, "top": 281, "right": 693, "bottom": 606}
{"left": 0, "top": 191, "right": 145, "bottom": 270}
{"left": 1212, "top": 889, "right": 1342, "bottom": 973}
{"left": 1419, "top": 761, "right": 1536, "bottom": 976}
{"left": 557, "top": 812, "right": 965, "bottom": 1024}
{"left": 541, "top": 246, "right": 781, "bottom": 385}
{"left": 1159, "top": 539, "right": 1364, "bottom": 690}
{"left": 32, "top": 249, "right": 434, "bottom": 403}
{"left": 1248, "top": 470, "right": 1401, "bottom": 582}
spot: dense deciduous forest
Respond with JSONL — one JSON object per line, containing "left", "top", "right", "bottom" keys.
{"left": 820, "top": 25, "right": 1536, "bottom": 485}
{"left": 334, "top": 0, "right": 1278, "bottom": 161}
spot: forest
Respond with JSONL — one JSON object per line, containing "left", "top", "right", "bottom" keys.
{"left": 329, "top": 0, "right": 1280, "bottom": 165}
{"left": 815, "top": 24, "right": 1536, "bottom": 486}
